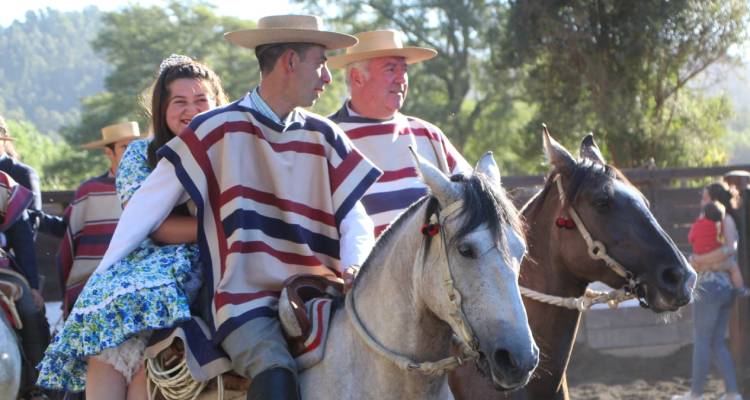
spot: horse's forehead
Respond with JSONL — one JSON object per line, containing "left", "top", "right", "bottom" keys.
{"left": 504, "top": 224, "right": 526, "bottom": 257}
{"left": 613, "top": 179, "right": 649, "bottom": 208}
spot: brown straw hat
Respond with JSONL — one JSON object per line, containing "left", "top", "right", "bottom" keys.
{"left": 81, "top": 121, "right": 141, "bottom": 149}
{"left": 225, "top": 15, "right": 357, "bottom": 51}
{"left": 327, "top": 30, "right": 437, "bottom": 69}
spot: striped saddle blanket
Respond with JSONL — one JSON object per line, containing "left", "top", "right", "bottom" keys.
{"left": 279, "top": 274, "right": 343, "bottom": 371}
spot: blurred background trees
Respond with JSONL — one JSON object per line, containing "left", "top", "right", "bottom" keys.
{"left": 1, "top": 0, "right": 749, "bottom": 188}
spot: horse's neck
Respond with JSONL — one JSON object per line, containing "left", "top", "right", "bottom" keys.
{"left": 347, "top": 206, "right": 454, "bottom": 394}
{"left": 519, "top": 192, "right": 588, "bottom": 395}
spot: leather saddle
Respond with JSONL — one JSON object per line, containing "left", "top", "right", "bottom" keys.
{"left": 279, "top": 274, "right": 343, "bottom": 357}
{"left": 0, "top": 267, "right": 26, "bottom": 329}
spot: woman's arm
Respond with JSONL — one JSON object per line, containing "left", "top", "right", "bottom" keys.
{"left": 150, "top": 214, "right": 197, "bottom": 244}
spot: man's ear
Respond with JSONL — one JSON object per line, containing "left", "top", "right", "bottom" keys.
{"left": 279, "top": 49, "right": 298, "bottom": 73}
{"left": 349, "top": 67, "right": 363, "bottom": 87}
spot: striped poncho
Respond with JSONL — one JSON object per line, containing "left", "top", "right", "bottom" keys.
{"left": 56, "top": 172, "right": 121, "bottom": 317}
{"left": 330, "top": 104, "right": 471, "bottom": 236}
{"left": 158, "top": 99, "right": 380, "bottom": 343}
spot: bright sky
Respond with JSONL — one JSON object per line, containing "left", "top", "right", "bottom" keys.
{"left": 0, "top": 0, "right": 299, "bottom": 27}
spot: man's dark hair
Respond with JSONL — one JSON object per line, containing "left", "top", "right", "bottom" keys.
{"left": 255, "top": 43, "right": 316, "bottom": 75}
{"left": 703, "top": 201, "right": 725, "bottom": 222}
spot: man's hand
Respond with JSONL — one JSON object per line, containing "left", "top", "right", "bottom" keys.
{"left": 342, "top": 265, "right": 360, "bottom": 293}
{"left": 30, "top": 288, "right": 45, "bottom": 310}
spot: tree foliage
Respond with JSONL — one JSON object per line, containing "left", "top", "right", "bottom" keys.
{"left": 500, "top": 0, "right": 748, "bottom": 167}
{"left": 4, "top": 118, "right": 84, "bottom": 189}
{"left": 0, "top": 7, "right": 108, "bottom": 135}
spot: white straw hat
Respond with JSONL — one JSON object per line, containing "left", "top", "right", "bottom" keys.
{"left": 81, "top": 121, "right": 141, "bottom": 149}
{"left": 327, "top": 30, "right": 437, "bottom": 69}
{"left": 225, "top": 15, "right": 357, "bottom": 51}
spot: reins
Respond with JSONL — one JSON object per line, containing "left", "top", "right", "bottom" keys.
{"left": 519, "top": 174, "right": 637, "bottom": 311}
{"left": 345, "top": 198, "right": 480, "bottom": 375}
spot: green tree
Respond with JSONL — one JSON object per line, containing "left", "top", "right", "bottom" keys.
{"left": 500, "top": 0, "right": 748, "bottom": 167}
{"left": 0, "top": 7, "right": 108, "bottom": 135}
{"left": 4, "top": 118, "right": 86, "bottom": 189}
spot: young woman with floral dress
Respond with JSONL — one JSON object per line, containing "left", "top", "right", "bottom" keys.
{"left": 36, "top": 55, "right": 227, "bottom": 400}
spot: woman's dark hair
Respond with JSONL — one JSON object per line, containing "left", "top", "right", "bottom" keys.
{"left": 703, "top": 201, "right": 725, "bottom": 223}
{"left": 705, "top": 182, "right": 738, "bottom": 223}
{"left": 144, "top": 56, "right": 228, "bottom": 169}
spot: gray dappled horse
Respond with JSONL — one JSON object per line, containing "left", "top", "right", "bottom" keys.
{"left": 0, "top": 299, "right": 21, "bottom": 398}
{"left": 298, "top": 151, "right": 539, "bottom": 399}
{"left": 448, "top": 130, "right": 696, "bottom": 399}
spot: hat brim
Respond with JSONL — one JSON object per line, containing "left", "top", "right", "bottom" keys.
{"left": 225, "top": 29, "right": 357, "bottom": 51}
{"left": 81, "top": 136, "right": 137, "bottom": 149}
{"left": 327, "top": 47, "right": 437, "bottom": 69}
{"left": 0, "top": 136, "right": 13, "bottom": 142}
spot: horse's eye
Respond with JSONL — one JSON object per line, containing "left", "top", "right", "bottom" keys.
{"left": 457, "top": 243, "right": 477, "bottom": 259}
{"left": 593, "top": 196, "right": 609, "bottom": 210}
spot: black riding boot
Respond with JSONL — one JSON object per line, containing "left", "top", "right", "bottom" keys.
{"left": 246, "top": 367, "right": 300, "bottom": 400}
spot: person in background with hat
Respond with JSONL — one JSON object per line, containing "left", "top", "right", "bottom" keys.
{"left": 79, "top": 15, "right": 380, "bottom": 399}
{"left": 0, "top": 116, "right": 50, "bottom": 400}
{"left": 48, "top": 121, "right": 141, "bottom": 318}
{"left": 328, "top": 30, "right": 471, "bottom": 236}
{"left": 37, "top": 55, "right": 227, "bottom": 399}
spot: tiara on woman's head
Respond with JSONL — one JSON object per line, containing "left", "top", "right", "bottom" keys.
{"left": 159, "top": 54, "right": 194, "bottom": 75}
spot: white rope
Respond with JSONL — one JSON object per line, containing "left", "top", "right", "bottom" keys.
{"left": 519, "top": 286, "right": 634, "bottom": 312}
{"left": 146, "top": 355, "right": 209, "bottom": 400}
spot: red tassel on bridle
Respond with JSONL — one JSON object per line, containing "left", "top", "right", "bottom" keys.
{"left": 421, "top": 223, "right": 441, "bottom": 236}
{"left": 555, "top": 217, "right": 576, "bottom": 230}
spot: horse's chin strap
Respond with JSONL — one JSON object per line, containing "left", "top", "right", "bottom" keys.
{"left": 345, "top": 199, "right": 479, "bottom": 376}
{"left": 519, "top": 176, "right": 638, "bottom": 311}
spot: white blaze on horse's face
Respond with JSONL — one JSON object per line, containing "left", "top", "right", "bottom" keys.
{"left": 411, "top": 149, "right": 539, "bottom": 390}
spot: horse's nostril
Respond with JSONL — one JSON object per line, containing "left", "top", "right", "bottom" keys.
{"left": 492, "top": 348, "right": 518, "bottom": 373}
{"left": 659, "top": 266, "right": 682, "bottom": 288}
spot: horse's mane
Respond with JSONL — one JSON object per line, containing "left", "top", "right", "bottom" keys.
{"left": 358, "top": 172, "right": 523, "bottom": 281}
{"left": 523, "top": 159, "right": 635, "bottom": 221}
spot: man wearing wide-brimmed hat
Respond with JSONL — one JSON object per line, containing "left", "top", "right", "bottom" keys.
{"left": 49, "top": 121, "right": 140, "bottom": 318}
{"left": 90, "top": 15, "right": 380, "bottom": 399}
{"left": 328, "top": 30, "right": 471, "bottom": 236}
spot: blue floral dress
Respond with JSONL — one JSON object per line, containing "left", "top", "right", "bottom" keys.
{"left": 37, "top": 139, "right": 201, "bottom": 392}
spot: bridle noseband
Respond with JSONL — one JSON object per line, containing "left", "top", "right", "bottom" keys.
{"left": 345, "top": 198, "right": 481, "bottom": 375}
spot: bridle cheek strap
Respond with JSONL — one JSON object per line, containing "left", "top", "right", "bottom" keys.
{"left": 345, "top": 199, "right": 479, "bottom": 375}
{"left": 553, "top": 175, "right": 639, "bottom": 291}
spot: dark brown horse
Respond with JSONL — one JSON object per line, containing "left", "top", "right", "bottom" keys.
{"left": 448, "top": 130, "right": 696, "bottom": 400}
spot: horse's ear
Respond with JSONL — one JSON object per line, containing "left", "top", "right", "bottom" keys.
{"left": 474, "top": 151, "right": 501, "bottom": 185}
{"left": 409, "top": 146, "right": 461, "bottom": 204}
{"left": 579, "top": 133, "right": 606, "bottom": 164}
{"left": 542, "top": 124, "right": 576, "bottom": 173}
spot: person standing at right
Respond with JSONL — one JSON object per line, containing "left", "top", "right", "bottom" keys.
{"left": 674, "top": 182, "right": 744, "bottom": 400}
{"left": 328, "top": 30, "right": 471, "bottom": 236}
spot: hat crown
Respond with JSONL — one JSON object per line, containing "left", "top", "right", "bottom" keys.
{"left": 96, "top": 121, "right": 140, "bottom": 145}
{"left": 346, "top": 30, "right": 404, "bottom": 55}
{"left": 257, "top": 15, "right": 324, "bottom": 31}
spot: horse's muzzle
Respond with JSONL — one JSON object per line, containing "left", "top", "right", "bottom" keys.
{"left": 488, "top": 343, "right": 539, "bottom": 391}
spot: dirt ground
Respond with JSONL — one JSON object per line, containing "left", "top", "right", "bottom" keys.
{"left": 567, "top": 344, "right": 750, "bottom": 400}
